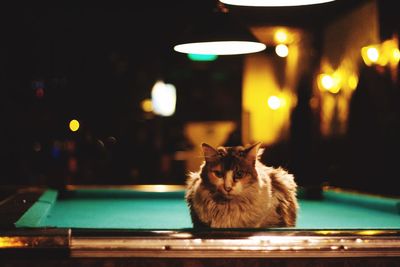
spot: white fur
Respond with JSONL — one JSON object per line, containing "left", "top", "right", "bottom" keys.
{"left": 186, "top": 159, "right": 298, "bottom": 228}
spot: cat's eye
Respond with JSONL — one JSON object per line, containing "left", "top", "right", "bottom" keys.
{"left": 213, "top": 170, "right": 223, "bottom": 178}
{"left": 235, "top": 170, "right": 244, "bottom": 179}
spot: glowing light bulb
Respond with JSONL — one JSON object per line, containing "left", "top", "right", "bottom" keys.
{"left": 367, "top": 47, "right": 379, "bottom": 63}
{"left": 320, "top": 74, "right": 334, "bottom": 90}
{"left": 274, "top": 30, "right": 288, "bottom": 43}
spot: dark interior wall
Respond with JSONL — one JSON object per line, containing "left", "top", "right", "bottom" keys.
{"left": 319, "top": 0, "right": 400, "bottom": 196}
{"left": 263, "top": 0, "right": 400, "bottom": 197}
{"left": 0, "top": 5, "right": 243, "bottom": 186}
{"left": 377, "top": 1, "right": 400, "bottom": 41}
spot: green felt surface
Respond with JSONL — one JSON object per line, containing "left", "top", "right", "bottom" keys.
{"left": 15, "top": 189, "right": 400, "bottom": 230}
{"left": 14, "top": 190, "right": 58, "bottom": 228}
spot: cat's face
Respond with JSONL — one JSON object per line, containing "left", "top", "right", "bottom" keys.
{"left": 201, "top": 143, "right": 261, "bottom": 199}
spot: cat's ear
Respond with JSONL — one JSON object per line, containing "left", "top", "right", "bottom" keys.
{"left": 201, "top": 143, "right": 218, "bottom": 162}
{"left": 244, "top": 142, "right": 262, "bottom": 164}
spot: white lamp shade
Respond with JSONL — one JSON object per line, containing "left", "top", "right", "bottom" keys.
{"left": 219, "top": 0, "right": 336, "bottom": 7}
{"left": 174, "top": 41, "right": 266, "bottom": 55}
{"left": 174, "top": 10, "right": 266, "bottom": 56}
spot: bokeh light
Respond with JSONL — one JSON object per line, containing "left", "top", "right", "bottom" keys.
{"left": 275, "top": 44, "right": 289, "bottom": 57}
{"left": 267, "top": 96, "right": 282, "bottom": 110}
{"left": 69, "top": 119, "right": 80, "bottom": 132}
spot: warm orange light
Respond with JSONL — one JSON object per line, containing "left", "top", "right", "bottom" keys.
{"left": 242, "top": 52, "right": 296, "bottom": 145}
{"left": 274, "top": 30, "right": 288, "bottom": 43}
{"left": 361, "top": 39, "right": 399, "bottom": 67}
{"left": 0, "top": 237, "right": 26, "bottom": 248}
{"left": 361, "top": 45, "right": 379, "bottom": 66}
{"left": 392, "top": 48, "right": 400, "bottom": 62}
{"left": 318, "top": 73, "right": 341, "bottom": 94}
{"left": 141, "top": 98, "right": 153, "bottom": 113}
{"left": 319, "top": 74, "right": 334, "bottom": 90}
{"left": 367, "top": 47, "right": 379, "bottom": 62}
{"left": 267, "top": 96, "right": 282, "bottom": 110}
{"left": 348, "top": 74, "right": 359, "bottom": 90}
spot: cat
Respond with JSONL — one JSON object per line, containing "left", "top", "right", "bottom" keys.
{"left": 185, "top": 142, "right": 298, "bottom": 228}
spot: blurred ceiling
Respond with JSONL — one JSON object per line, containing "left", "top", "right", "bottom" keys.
{"left": 3, "top": 0, "right": 371, "bottom": 63}
{"left": 2, "top": 0, "right": 374, "bottom": 103}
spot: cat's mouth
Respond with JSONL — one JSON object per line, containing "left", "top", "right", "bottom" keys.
{"left": 216, "top": 190, "right": 235, "bottom": 200}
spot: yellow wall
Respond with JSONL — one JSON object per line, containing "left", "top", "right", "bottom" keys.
{"left": 318, "top": 0, "right": 380, "bottom": 136}
{"left": 242, "top": 27, "right": 310, "bottom": 145}
{"left": 242, "top": 55, "right": 293, "bottom": 145}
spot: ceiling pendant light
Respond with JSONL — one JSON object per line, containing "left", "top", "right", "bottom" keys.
{"left": 219, "top": 0, "right": 336, "bottom": 7}
{"left": 173, "top": 3, "right": 266, "bottom": 56}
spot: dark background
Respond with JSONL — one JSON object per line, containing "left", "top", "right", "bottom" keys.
{"left": 1, "top": 1, "right": 399, "bottom": 197}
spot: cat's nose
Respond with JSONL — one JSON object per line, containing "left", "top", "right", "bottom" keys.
{"left": 225, "top": 186, "right": 232, "bottom": 192}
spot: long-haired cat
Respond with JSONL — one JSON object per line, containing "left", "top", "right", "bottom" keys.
{"left": 185, "top": 142, "right": 298, "bottom": 228}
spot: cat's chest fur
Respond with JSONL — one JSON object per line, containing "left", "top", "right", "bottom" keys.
{"left": 191, "top": 182, "right": 274, "bottom": 228}
{"left": 185, "top": 143, "right": 298, "bottom": 228}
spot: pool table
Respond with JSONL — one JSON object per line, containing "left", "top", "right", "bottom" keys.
{"left": 1, "top": 184, "right": 400, "bottom": 266}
